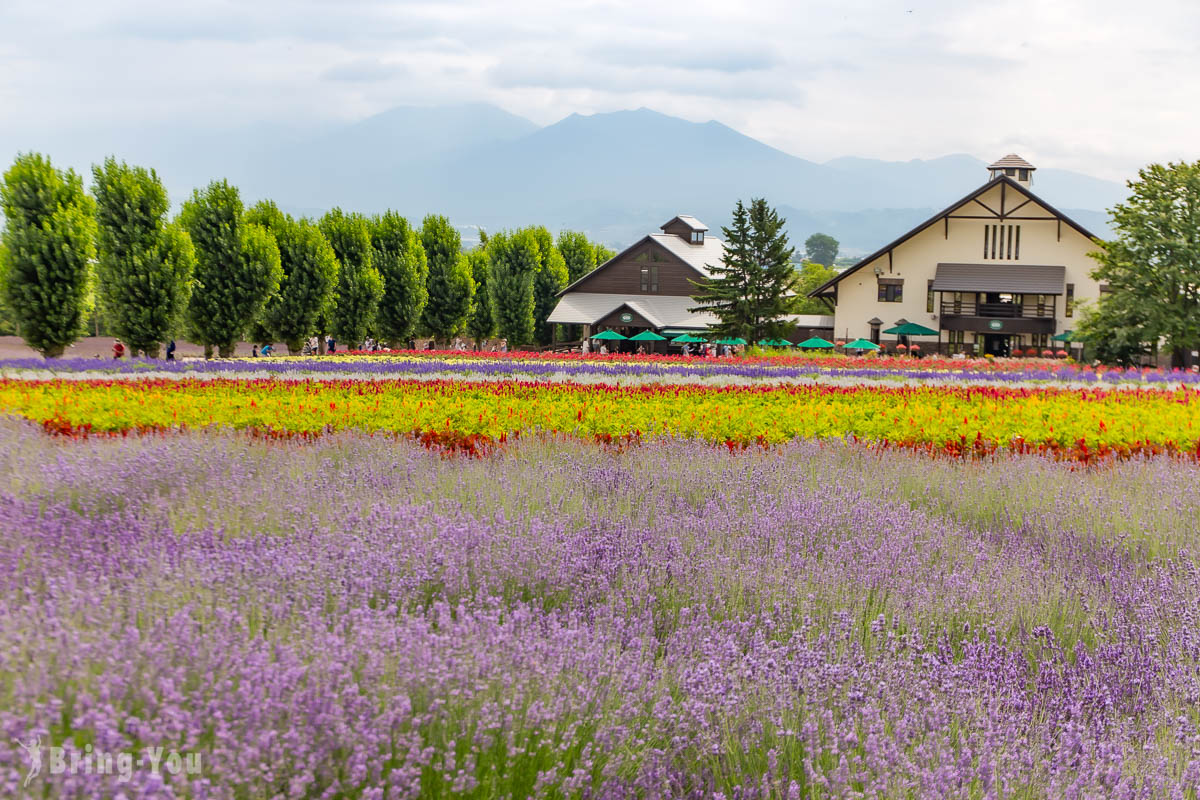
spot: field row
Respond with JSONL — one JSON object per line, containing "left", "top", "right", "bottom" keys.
{"left": 6, "top": 377, "right": 1199, "bottom": 456}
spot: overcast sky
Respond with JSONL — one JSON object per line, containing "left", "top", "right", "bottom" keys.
{"left": 2, "top": 0, "right": 1198, "bottom": 182}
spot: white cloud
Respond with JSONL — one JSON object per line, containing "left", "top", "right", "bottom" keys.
{"left": 0, "top": 0, "right": 1197, "bottom": 182}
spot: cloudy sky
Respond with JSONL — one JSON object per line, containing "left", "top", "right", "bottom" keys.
{"left": 1, "top": 0, "right": 1198, "bottom": 182}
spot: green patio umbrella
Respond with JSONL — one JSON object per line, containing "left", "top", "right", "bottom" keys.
{"left": 883, "top": 322, "right": 938, "bottom": 336}
{"left": 727, "top": 337, "right": 748, "bottom": 346}
{"left": 1051, "top": 331, "right": 1073, "bottom": 342}
{"left": 796, "top": 336, "right": 834, "bottom": 349}
{"left": 629, "top": 330, "right": 667, "bottom": 341}
{"left": 590, "top": 329, "right": 627, "bottom": 340}
{"left": 843, "top": 338, "right": 881, "bottom": 350}
{"left": 773, "top": 339, "right": 794, "bottom": 347}
{"left": 756, "top": 339, "right": 775, "bottom": 347}
{"left": 671, "top": 334, "right": 706, "bottom": 344}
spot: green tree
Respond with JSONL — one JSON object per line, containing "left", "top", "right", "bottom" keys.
{"left": 555, "top": 230, "right": 606, "bottom": 283}
{"left": 1086, "top": 160, "right": 1200, "bottom": 368}
{"left": 320, "top": 209, "right": 384, "bottom": 350}
{"left": 180, "top": 180, "right": 282, "bottom": 358}
{"left": 369, "top": 211, "right": 428, "bottom": 347}
{"left": 465, "top": 245, "right": 495, "bottom": 347}
{"left": 523, "top": 226, "right": 569, "bottom": 345}
{"left": 246, "top": 201, "right": 339, "bottom": 355}
{"left": 793, "top": 260, "right": 838, "bottom": 315}
{"left": 487, "top": 230, "right": 538, "bottom": 346}
{"left": 92, "top": 157, "right": 194, "bottom": 358}
{"left": 804, "top": 232, "right": 839, "bottom": 266}
{"left": 0, "top": 153, "right": 96, "bottom": 357}
{"left": 420, "top": 214, "right": 475, "bottom": 343}
{"left": 690, "top": 198, "right": 799, "bottom": 343}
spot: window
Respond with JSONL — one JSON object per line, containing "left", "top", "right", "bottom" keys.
{"left": 640, "top": 265, "right": 658, "bottom": 293}
{"left": 1004, "top": 168, "right": 1016, "bottom": 177}
{"left": 946, "top": 330, "right": 965, "bottom": 353}
{"left": 983, "top": 225, "right": 1021, "bottom": 259}
{"left": 1018, "top": 169, "right": 1030, "bottom": 181}
{"left": 1065, "top": 283, "right": 1075, "bottom": 317}
{"left": 877, "top": 279, "right": 903, "bottom": 303}
{"left": 869, "top": 322, "right": 881, "bottom": 345}
{"left": 690, "top": 231, "right": 704, "bottom": 244}
{"left": 1099, "top": 283, "right": 1112, "bottom": 295}
{"left": 926, "top": 280, "right": 935, "bottom": 313}
{"left": 1030, "top": 333, "right": 1050, "bottom": 350}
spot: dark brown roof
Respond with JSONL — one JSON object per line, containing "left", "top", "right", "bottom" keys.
{"left": 931, "top": 263, "right": 1066, "bottom": 294}
{"left": 808, "top": 175, "right": 1098, "bottom": 298}
{"left": 988, "top": 154, "right": 1036, "bottom": 170}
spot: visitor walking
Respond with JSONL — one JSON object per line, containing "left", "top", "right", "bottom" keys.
{"left": 112, "top": 340, "right": 125, "bottom": 359}
{"left": 165, "top": 340, "right": 176, "bottom": 361}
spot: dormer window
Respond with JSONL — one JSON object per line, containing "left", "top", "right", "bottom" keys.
{"left": 690, "top": 231, "right": 704, "bottom": 244}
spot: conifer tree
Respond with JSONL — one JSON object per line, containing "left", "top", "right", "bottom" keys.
{"left": 690, "top": 198, "right": 798, "bottom": 343}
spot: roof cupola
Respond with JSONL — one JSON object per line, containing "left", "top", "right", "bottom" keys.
{"left": 988, "top": 154, "right": 1035, "bottom": 186}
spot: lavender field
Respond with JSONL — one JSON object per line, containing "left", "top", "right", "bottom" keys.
{"left": 2, "top": 421, "right": 1200, "bottom": 798}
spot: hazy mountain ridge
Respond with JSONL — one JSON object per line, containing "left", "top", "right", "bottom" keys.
{"left": 0, "top": 103, "right": 1124, "bottom": 254}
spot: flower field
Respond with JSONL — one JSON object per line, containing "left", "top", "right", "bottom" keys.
{"left": 2, "top": 354, "right": 1200, "bottom": 798}
{"left": 2, "top": 374, "right": 1199, "bottom": 459}
{"left": 2, "top": 424, "right": 1200, "bottom": 797}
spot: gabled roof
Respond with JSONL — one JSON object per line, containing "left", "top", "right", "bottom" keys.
{"left": 808, "top": 175, "right": 1099, "bottom": 298}
{"left": 547, "top": 293, "right": 720, "bottom": 328}
{"left": 663, "top": 214, "right": 709, "bottom": 232}
{"left": 557, "top": 232, "right": 726, "bottom": 295}
{"left": 988, "top": 154, "right": 1035, "bottom": 170}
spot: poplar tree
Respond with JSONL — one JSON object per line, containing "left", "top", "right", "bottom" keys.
{"left": 321, "top": 209, "right": 383, "bottom": 350}
{"left": 465, "top": 244, "right": 496, "bottom": 347}
{"left": 487, "top": 229, "right": 538, "bottom": 346}
{"left": 420, "top": 214, "right": 475, "bottom": 344}
{"left": 92, "top": 158, "right": 194, "bottom": 358}
{"left": 180, "top": 180, "right": 282, "bottom": 358}
{"left": 523, "top": 225, "right": 569, "bottom": 344}
{"left": 247, "top": 201, "right": 339, "bottom": 354}
{"left": 369, "top": 211, "right": 428, "bottom": 347}
{"left": 0, "top": 153, "right": 96, "bottom": 357}
{"left": 690, "top": 198, "right": 799, "bottom": 343}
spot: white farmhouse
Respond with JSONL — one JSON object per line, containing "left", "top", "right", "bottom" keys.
{"left": 809, "top": 156, "right": 1105, "bottom": 356}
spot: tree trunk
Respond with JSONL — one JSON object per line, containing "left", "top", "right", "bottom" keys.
{"left": 318, "top": 334, "right": 327, "bottom": 355}
{"left": 204, "top": 344, "right": 214, "bottom": 360}
{"left": 217, "top": 343, "right": 235, "bottom": 358}
{"left": 143, "top": 344, "right": 160, "bottom": 359}
{"left": 41, "top": 344, "right": 65, "bottom": 359}
{"left": 287, "top": 339, "right": 302, "bottom": 356}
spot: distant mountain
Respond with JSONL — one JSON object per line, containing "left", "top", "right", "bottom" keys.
{"left": 1, "top": 103, "right": 1125, "bottom": 254}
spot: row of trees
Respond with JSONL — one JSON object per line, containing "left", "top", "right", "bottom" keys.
{"left": 0, "top": 153, "right": 614, "bottom": 357}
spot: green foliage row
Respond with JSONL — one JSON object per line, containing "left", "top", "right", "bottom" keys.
{"left": 0, "top": 152, "right": 615, "bottom": 356}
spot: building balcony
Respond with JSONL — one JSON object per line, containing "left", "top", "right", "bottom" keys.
{"left": 939, "top": 299, "right": 1056, "bottom": 319}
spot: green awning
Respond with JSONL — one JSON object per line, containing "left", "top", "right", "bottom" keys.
{"left": 883, "top": 322, "right": 938, "bottom": 336}
{"left": 796, "top": 337, "right": 834, "bottom": 349}
{"left": 590, "top": 329, "right": 627, "bottom": 340}
{"left": 629, "top": 330, "right": 667, "bottom": 341}
{"left": 843, "top": 338, "right": 881, "bottom": 350}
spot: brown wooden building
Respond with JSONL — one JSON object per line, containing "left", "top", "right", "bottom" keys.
{"left": 548, "top": 216, "right": 725, "bottom": 347}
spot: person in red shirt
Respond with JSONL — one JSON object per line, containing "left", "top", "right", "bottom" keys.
{"left": 112, "top": 340, "right": 125, "bottom": 359}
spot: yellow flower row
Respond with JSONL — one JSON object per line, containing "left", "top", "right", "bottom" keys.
{"left": 3, "top": 378, "right": 1198, "bottom": 455}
